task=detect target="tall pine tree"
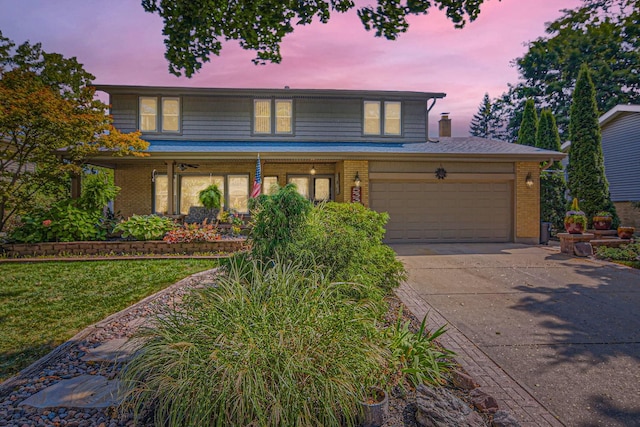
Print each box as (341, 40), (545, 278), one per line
(517, 99), (538, 146)
(536, 109), (567, 231)
(567, 64), (618, 227)
(470, 93), (491, 137)
(470, 93), (507, 140)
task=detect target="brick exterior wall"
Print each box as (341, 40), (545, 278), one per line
(2, 239), (246, 258)
(515, 162), (540, 244)
(114, 163), (159, 217)
(339, 160), (369, 207)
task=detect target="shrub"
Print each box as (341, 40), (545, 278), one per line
(293, 202), (406, 292)
(388, 310), (456, 388)
(163, 223), (221, 243)
(114, 215), (176, 241)
(595, 243), (640, 262)
(249, 184), (312, 260)
(9, 201), (105, 243)
(120, 257), (388, 427)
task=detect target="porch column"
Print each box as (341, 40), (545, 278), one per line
(70, 174), (82, 199)
(166, 161), (175, 214)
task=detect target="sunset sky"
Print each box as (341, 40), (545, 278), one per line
(0, 0), (583, 136)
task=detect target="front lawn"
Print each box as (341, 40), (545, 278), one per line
(0, 259), (216, 381)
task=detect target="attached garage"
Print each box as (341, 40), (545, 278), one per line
(371, 181), (512, 242)
(369, 161), (515, 243)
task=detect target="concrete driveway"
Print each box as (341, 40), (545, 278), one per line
(392, 243), (640, 427)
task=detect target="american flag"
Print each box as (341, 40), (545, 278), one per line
(250, 155), (261, 198)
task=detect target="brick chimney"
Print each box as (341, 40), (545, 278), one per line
(439, 113), (452, 137)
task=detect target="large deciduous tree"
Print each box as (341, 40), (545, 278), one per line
(485, 0), (639, 140)
(536, 109), (567, 231)
(517, 99), (537, 146)
(0, 32), (148, 232)
(141, 0), (497, 77)
(567, 64), (618, 226)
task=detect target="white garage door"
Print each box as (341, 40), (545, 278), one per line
(370, 181), (513, 242)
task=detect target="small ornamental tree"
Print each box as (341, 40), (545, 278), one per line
(0, 32), (148, 232)
(517, 99), (538, 146)
(567, 64), (618, 227)
(536, 109), (567, 232)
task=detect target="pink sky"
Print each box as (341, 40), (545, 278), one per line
(0, 0), (582, 136)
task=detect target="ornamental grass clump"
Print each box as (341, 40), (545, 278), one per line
(119, 257), (389, 427)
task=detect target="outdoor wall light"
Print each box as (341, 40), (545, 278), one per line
(310, 164), (316, 175)
(354, 172), (361, 187)
(525, 172), (534, 188)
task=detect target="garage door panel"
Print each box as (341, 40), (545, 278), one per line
(370, 181), (513, 243)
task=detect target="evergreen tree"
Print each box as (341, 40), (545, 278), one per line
(517, 99), (538, 146)
(567, 64), (618, 227)
(536, 109), (567, 231)
(470, 93), (509, 140)
(470, 93), (491, 137)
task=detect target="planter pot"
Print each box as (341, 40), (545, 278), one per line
(617, 226), (635, 239)
(564, 221), (585, 234)
(359, 387), (388, 427)
(593, 216), (612, 230)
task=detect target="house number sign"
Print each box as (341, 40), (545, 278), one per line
(351, 186), (362, 204)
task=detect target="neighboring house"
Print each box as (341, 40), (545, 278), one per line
(92, 85), (563, 244)
(599, 104), (640, 228)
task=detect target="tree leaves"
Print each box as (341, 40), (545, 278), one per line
(0, 31), (148, 231)
(142, 0), (491, 77)
(567, 64), (618, 226)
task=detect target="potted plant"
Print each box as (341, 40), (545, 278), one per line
(617, 226), (636, 239)
(185, 184), (223, 224)
(564, 198), (587, 234)
(592, 211), (613, 230)
(359, 386), (389, 427)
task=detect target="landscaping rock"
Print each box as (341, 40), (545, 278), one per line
(470, 389), (499, 414)
(574, 242), (593, 257)
(415, 384), (486, 427)
(452, 369), (480, 390)
(492, 409), (521, 427)
(81, 338), (138, 364)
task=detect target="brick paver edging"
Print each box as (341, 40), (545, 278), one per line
(395, 283), (565, 427)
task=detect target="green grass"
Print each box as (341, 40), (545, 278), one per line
(0, 259), (216, 381)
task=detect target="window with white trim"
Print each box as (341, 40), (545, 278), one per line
(254, 99), (293, 134)
(363, 100), (401, 136)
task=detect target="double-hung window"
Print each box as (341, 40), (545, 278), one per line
(139, 96), (181, 133)
(254, 99), (293, 135)
(363, 101), (401, 136)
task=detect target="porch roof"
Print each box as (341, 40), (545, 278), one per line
(129, 137), (565, 162)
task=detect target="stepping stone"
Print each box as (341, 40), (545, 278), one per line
(19, 375), (122, 408)
(82, 338), (138, 363)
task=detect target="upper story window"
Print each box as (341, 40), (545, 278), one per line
(363, 100), (401, 136)
(254, 99), (293, 135)
(139, 96), (181, 133)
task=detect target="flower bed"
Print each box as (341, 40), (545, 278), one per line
(1, 239), (247, 258)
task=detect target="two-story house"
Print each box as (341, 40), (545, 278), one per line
(92, 85), (564, 244)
